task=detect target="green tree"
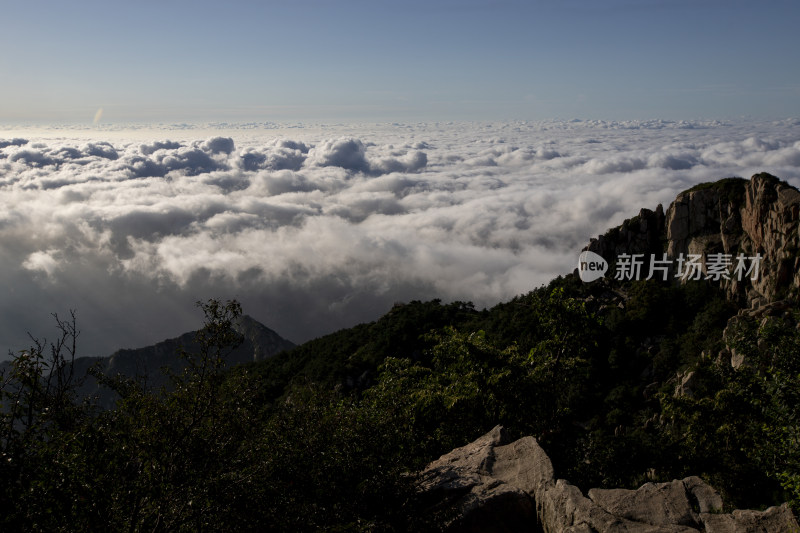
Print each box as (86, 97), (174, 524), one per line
(0, 300), (270, 531)
(523, 287), (598, 435)
(366, 288), (603, 461)
(0, 311), (93, 531)
(660, 312), (800, 510)
(91, 299), (265, 531)
(251, 383), (424, 531)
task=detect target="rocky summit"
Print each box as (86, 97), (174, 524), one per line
(586, 172), (800, 308)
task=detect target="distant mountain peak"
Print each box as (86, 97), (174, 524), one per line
(234, 314), (296, 363)
(75, 315), (294, 408)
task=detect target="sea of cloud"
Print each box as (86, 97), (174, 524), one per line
(1, 118), (799, 358)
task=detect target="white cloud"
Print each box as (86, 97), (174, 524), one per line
(22, 250), (60, 278)
(1, 119), (800, 358)
(306, 137), (370, 172)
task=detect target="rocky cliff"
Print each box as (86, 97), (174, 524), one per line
(585, 172), (800, 372)
(586, 173), (800, 308)
(420, 426), (799, 533)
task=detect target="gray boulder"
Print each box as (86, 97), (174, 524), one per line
(418, 426), (538, 532)
(419, 426), (800, 533)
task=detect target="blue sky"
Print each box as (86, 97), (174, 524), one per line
(1, 0), (799, 123)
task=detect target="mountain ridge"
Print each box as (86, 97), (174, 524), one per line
(2, 314), (295, 409)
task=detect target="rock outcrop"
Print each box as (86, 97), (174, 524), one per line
(420, 426), (800, 533)
(586, 205), (667, 269)
(584, 173), (800, 370)
(586, 173), (800, 309)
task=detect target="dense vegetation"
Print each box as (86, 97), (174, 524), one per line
(2, 272), (799, 530)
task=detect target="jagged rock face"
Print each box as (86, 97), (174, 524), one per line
(419, 426), (800, 533)
(661, 174), (800, 369)
(587, 205), (666, 267)
(741, 176), (800, 301)
(587, 173), (800, 309)
(665, 186), (741, 266)
(665, 174), (800, 306)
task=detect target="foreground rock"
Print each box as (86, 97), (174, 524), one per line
(420, 426), (799, 533)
